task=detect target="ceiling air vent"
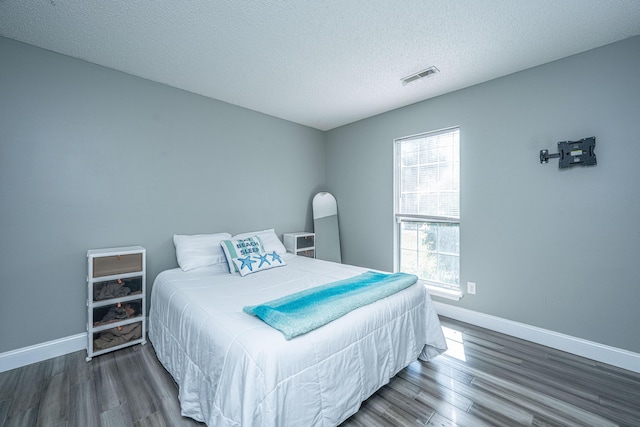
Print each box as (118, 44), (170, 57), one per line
(401, 66), (439, 85)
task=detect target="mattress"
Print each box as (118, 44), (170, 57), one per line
(149, 254), (447, 426)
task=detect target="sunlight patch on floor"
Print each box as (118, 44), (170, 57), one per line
(442, 326), (466, 361)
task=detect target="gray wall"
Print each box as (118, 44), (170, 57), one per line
(2, 34), (639, 357)
(326, 36), (640, 353)
(0, 38), (326, 354)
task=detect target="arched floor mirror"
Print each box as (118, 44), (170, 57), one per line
(312, 192), (342, 263)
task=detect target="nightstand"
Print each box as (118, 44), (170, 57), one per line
(283, 232), (315, 258)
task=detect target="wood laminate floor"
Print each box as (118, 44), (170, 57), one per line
(1, 317), (638, 426)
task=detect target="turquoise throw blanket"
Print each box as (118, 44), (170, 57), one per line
(243, 271), (418, 339)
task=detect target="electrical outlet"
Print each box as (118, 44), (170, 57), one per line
(467, 281), (476, 295)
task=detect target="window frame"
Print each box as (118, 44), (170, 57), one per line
(393, 127), (463, 300)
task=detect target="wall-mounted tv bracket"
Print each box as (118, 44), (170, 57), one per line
(540, 137), (596, 168)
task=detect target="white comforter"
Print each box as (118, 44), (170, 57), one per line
(149, 254), (447, 426)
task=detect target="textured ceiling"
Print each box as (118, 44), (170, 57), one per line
(1, 1), (639, 130)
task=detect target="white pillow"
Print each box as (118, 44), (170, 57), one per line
(232, 250), (287, 277)
(232, 229), (287, 255)
(220, 236), (265, 274)
(173, 233), (232, 271)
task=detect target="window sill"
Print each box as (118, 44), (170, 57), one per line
(423, 282), (463, 301)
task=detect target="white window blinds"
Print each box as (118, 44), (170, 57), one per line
(397, 128), (459, 220)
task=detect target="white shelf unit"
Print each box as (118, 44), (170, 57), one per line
(283, 232), (315, 258)
(86, 246), (146, 361)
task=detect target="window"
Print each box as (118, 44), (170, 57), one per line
(394, 127), (461, 298)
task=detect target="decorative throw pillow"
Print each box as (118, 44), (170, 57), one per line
(173, 232), (232, 271)
(232, 229), (287, 255)
(232, 250), (287, 277)
(220, 236), (265, 273)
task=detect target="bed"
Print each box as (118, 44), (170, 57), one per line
(149, 230), (447, 426)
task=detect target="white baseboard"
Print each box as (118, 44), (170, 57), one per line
(3, 309), (639, 375)
(434, 302), (640, 374)
(0, 333), (86, 373)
